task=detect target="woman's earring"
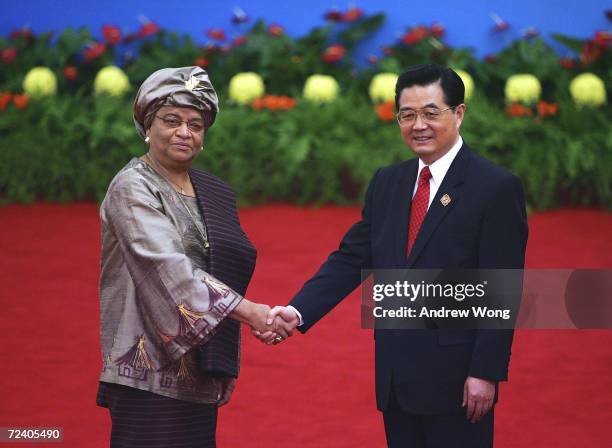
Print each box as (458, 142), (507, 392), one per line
(144, 136), (150, 143)
(200, 146), (204, 151)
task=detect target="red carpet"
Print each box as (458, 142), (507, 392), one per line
(0, 204), (611, 447)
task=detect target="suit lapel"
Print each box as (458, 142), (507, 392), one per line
(406, 145), (470, 267)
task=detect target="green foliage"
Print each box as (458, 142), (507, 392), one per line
(1, 14), (611, 209)
(0, 94), (140, 203)
(200, 97), (405, 204)
(1, 92), (610, 209)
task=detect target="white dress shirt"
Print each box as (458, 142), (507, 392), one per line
(413, 136), (463, 207)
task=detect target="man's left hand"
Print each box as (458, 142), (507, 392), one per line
(462, 376), (495, 423)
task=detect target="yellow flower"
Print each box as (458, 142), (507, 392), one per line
(22, 67), (57, 98)
(229, 72), (265, 104)
(454, 69), (474, 101)
(505, 74), (541, 104)
(94, 66), (130, 96)
(570, 73), (607, 107)
(368, 73), (398, 103)
(303, 74), (339, 103)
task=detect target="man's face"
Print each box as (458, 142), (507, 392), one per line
(397, 82), (464, 164)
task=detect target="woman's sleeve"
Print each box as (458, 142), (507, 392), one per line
(101, 174), (243, 362)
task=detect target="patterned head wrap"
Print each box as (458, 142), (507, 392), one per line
(133, 66), (219, 139)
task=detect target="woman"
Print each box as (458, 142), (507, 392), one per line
(96, 66), (286, 447)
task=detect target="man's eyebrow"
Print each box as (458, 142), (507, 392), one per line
(398, 103), (440, 111)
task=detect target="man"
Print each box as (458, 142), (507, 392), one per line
(263, 64), (528, 447)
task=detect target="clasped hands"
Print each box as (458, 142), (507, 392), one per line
(248, 305), (299, 345)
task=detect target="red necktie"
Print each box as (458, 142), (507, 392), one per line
(407, 166), (432, 255)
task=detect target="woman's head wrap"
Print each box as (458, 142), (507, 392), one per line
(133, 66), (219, 139)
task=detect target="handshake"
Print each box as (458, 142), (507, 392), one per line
(232, 300), (299, 345)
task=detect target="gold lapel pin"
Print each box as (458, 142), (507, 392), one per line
(440, 194), (451, 207)
(184, 75), (199, 91)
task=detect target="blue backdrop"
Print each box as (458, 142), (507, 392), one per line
(2, 0), (609, 60)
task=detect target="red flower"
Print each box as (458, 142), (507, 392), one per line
(559, 58), (576, 70)
(506, 102), (533, 117)
(63, 65), (78, 80)
(321, 44), (345, 63)
(367, 55), (379, 65)
(593, 30), (612, 48)
(342, 7), (364, 22)
(484, 54), (497, 63)
(232, 36), (247, 47)
(537, 101), (558, 118)
(430, 23), (445, 38)
(276, 96), (297, 110)
(13, 94), (29, 110)
(251, 95), (296, 111)
(251, 97), (264, 110)
(376, 101), (396, 122)
(207, 28), (226, 41)
(523, 27), (539, 39)
(381, 46), (395, 56)
(102, 24), (121, 45)
(268, 24), (284, 37)
(324, 9), (343, 22)
(194, 57), (208, 68)
(84, 42), (106, 62)
(137, 21), (160, 39)
(10, 28), (33, 44)
(582, 40), (602, 65)
(0, 92), (13, 111)
(1, 47), (17, 64)
(401, 26), (429, 45)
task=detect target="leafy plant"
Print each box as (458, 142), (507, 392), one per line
(1, 11), (610, 209)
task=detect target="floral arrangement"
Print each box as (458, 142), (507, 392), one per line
(570, 72), (607, 106)
(368, 73), (398, 103)
(454, 70), (474, 100)
(303, 74), (339, 103)
(0, 8), (610, 209)
(505, 74), (542, 104)
(23, 67), (57, 98)
(94, 66), (130, 96)
(228, 72), (265, 104)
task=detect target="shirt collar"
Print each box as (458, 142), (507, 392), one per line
(417, 136), (463, 187)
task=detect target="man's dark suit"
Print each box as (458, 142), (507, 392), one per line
(289, 143), (528, 417)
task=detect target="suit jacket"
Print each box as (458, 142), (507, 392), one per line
(289, 143), (528, 414)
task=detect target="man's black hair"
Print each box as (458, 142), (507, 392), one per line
(394, 64), (465, 110)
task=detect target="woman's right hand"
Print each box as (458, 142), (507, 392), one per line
(231, 300), (292, 341)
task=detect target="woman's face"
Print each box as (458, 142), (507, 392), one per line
(146, 106), (205, 169)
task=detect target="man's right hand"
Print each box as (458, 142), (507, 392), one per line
(252, 306), (300, 345)
(231, 300), (291, 340)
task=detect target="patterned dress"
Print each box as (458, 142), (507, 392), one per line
(96, 158), (256, 447)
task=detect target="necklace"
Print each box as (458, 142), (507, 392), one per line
(144, 153), (190, 195)
(143, 153), (210, 249)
